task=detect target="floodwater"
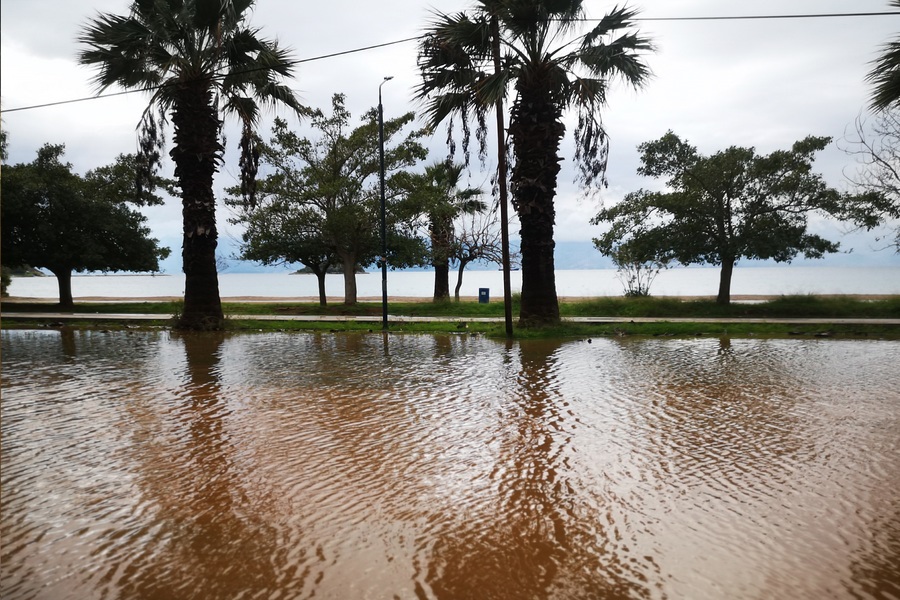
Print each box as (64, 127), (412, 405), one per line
(1, 330), (899, 600)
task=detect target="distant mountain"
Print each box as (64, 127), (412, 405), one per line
(554, 241), (614, 270)
(204, 239), (611, 274)
(159, 235), (896, 275)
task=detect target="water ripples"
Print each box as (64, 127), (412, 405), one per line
(2, 330), (899, 599)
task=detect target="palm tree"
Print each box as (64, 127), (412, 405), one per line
(78, 0), (304, 329)
(417, 0), (653, 325)
(868, 0), (900, 111)
(410, 162), (486, 301)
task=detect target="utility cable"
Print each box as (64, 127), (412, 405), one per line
(2, 11), (897, 114)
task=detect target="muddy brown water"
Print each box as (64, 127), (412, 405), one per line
(2, 330), (898, 600)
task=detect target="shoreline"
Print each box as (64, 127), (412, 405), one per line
(4, 294), (899, 304)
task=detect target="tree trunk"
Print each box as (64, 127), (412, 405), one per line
(434, 263), (450, 301)
(51, 268), (74, 309)
(453, 260), (470, 302)
(316, 272), (328, 306)
(431, 216), (452, 302)
(307, 265), (328, 306)
(170, 82), (224, 330)
(509, 82), (565, 326)
(717, 257), (735, 305)
(340, 254), (357, 305)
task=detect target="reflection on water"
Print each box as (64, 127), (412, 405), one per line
(2, 330), (899, 600)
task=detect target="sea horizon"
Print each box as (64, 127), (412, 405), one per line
(5, 265), (900, 301)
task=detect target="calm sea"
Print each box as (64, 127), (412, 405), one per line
(5, 266), (900, 300)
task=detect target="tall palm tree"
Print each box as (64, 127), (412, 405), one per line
(411, 161), (486, 301)
(417, 0), (653, 325)
(79, 0), (304, 329)
(868, 0), (900, 111)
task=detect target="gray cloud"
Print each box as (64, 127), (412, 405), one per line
(1, 0), (896, 261)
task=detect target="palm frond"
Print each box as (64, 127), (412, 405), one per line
(868, 40), (900, 111)
(576, 35), (653, 86)
(416, 0), (653, 188)
(502, 0), (583, 38)
(565, 75), (608, 108)
(430, 10), (493, 53)
(582, 5), (641, 45)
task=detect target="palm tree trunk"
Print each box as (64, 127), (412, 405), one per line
(509, 83), (565, 326)
(433, 263), (450, 301)
(171, 82), (224, 330)
(431, 217), (452, 301)
(717, 256), (735, 305)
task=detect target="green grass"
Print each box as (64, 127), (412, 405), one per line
(3, 317), (894, 340)
(3, 295), (899, 339)
(219, 299), (518, 318)
(0, 300), (181, 314)
(3, 294), (898, 318)
(559, 295), (900, 319)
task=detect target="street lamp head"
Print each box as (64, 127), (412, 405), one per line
(380, 76), (394, 92)
(378, 76), (394, 103)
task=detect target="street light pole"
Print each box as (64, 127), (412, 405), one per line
(491, 15), (514, 338)
(378, 76), (393, 331)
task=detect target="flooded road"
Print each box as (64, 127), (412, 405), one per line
(2, 329), (899, 599)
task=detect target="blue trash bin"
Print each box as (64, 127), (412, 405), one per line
(478, 288), (490, 303)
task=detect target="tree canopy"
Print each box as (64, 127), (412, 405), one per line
(592, 131), (866, 304)
(401, 161), (486, 301)
(416, 0), (653, 325)
(228, 94), (429, 305)
(867, 0), (900, 111)
(1, 144), (170, 307)
(78, 0), (304, 329)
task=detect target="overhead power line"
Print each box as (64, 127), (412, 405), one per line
(1, 37), (421, 114)
(634, 11), (899, 22)
(2, 11), (897, 115)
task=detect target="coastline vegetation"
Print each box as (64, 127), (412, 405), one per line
(2, 295), (898, 339)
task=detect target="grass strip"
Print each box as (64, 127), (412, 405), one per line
(2, 295), (899, 318)
(3, 317), (897, 340)
(3, 295), (899, 340)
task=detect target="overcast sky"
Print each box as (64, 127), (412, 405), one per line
(2, 0), (898, 271)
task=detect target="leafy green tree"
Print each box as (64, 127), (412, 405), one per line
(868, 0), (900, 111)
(404, 161), (486, 301)
(416, 0), (653, 325)
(236, 199), (337, 305)
(1, 144), (169, 307)
(229, 95), (428, 304)
(592, 132), (865, 304)
(78, 0), (304, 329)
